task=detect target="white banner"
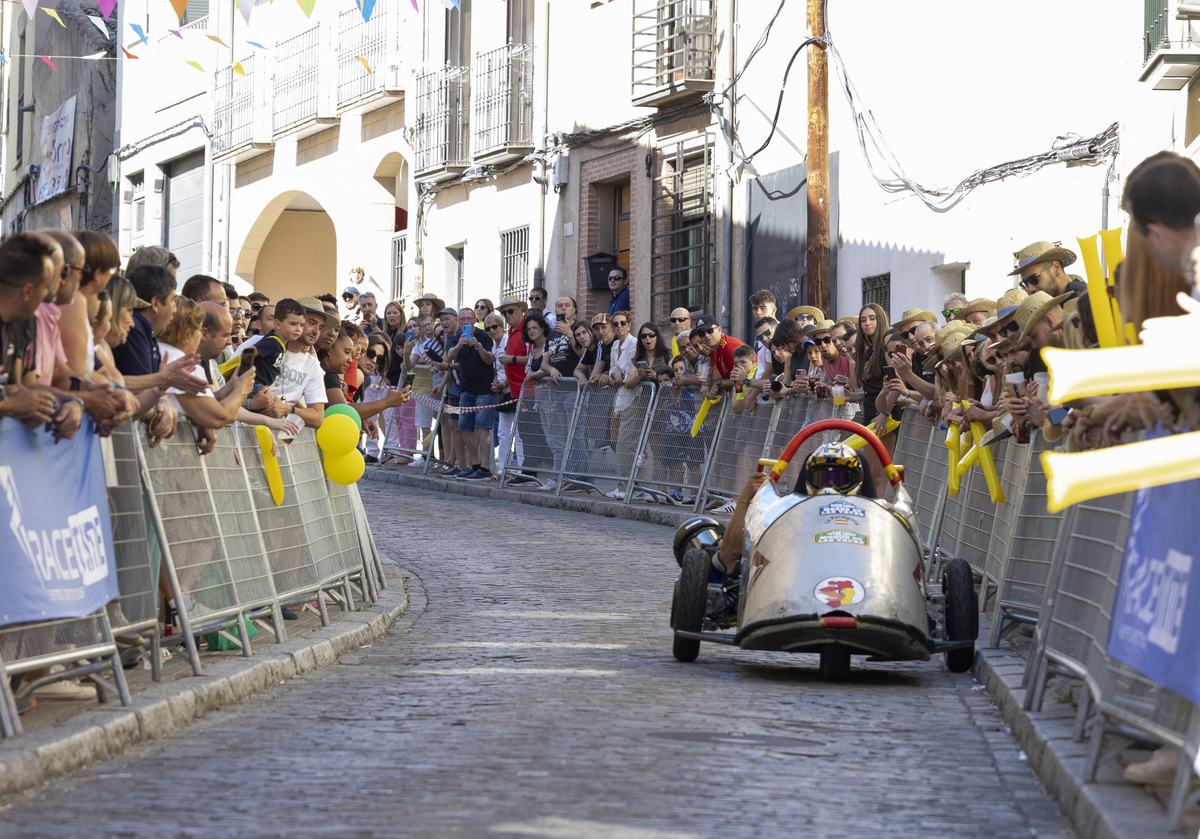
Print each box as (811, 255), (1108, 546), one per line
(36, 95), (76, 204)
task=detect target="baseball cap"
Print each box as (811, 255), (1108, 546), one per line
(436, 307), (459, 317)
(692, 314), (719, 332)
(342, 286), (360, 297)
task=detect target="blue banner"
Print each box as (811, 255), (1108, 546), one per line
(1107, 473), (1200, 707)
(0, 415), (118, 625)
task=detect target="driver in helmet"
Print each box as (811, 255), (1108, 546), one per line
(712, 442), (865, 578)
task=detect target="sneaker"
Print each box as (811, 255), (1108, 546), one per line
(463, 468), (492, 481)
(364, 455), (379, 464)
(406, 456), (426, 468)
(33, 678), (97, 700)
(281, 608), (300, 621)
(453, 467), (478, 479)
(632, 490), (654, 502)
(605, 488), (626, 499)
(1123, 746), (1180, 785)
(710, 499), (737, 514)
(538, 479), (559, 492)
(507, 473), (536, 486)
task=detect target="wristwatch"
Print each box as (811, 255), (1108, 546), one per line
(0, 383), (6, 407)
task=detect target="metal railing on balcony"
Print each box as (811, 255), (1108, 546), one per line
(632, 0), (716, 105)
(273, 26), (320, 133)
(413, 66), (470, 174)
(1145, 0), (1170, 64)
(337, 4), (401, 107)
(213, 55), (255, 156)
(472, 43), (534, 159)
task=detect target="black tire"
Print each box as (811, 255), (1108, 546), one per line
(819, 644), (851, 681)
(672, 549), (709, 662)
(942, 558), (979, 673)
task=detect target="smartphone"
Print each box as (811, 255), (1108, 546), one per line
(403, 371), (416, 388)
(884, 365), (896, 379)
(463, 325), (472, 339)
(236, 346), (257, 377)
(636, 360), (649, 369)
(1048, 406), (1069, 425)
(406, 330), (415, 342)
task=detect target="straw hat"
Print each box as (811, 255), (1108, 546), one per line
(994, 287), (1028, 318)
(835, 316), (858, 329)
(1015, 291), (1072, 342)
(895, 308), (937, 331)
(1049, 297), (1079, 332)
(934, 320), (973, 349)
(959, 297), (995, 319)
(296, 296), (340, 332)
(1007, 241), (1078, 276)
(803, 319), (834, 338)
(787, 305), (826, 322)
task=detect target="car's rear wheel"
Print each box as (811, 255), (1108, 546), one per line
(819, 644), (851, 681)
(672, 549), (708, 662)
(942, 558), (978, 673)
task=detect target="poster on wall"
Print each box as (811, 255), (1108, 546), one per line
(36, 95), (76, 204)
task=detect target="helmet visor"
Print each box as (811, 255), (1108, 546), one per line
(809, 466), (856, 492)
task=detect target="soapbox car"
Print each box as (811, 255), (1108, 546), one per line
(669, 419), (977, 680)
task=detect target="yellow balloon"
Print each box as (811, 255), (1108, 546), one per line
(324, 449), (366, 485)
(944, 423), (961, 497)
(843, 416), (900, 450)
(969, 420), (1006, 504)
(1044, 345), (1200, 404)
(316, 413), (359, 455)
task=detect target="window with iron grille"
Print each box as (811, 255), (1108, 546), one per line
(500, 226), (530, 303)
(650, 135), (712, 324)
(861, 273), (891, 319)
(391, 233), (407, 302)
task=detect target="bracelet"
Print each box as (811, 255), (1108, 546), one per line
(63, 396), (84, 406)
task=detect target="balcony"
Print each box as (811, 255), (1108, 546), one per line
(472, 44), (534, 164)
(1140, 0), (1200, 90)
(413, 66), (470, 180)
(337, 4), (404, 108)
(213, 56), (257, 157)
(273, 27), (321, 133)
(631, 0), (716, 108)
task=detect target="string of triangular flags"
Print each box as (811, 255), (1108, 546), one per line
(0, 0), (472, 72)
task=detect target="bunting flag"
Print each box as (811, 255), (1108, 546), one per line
(0, 55), (8, 64)
(358, 0), (376, 22)
(296, 0), (317, 17)
(40, 55), (57, 71)
(121, 45), (138, 59)
(98, 0), (116, 19)
(82, 51), (106, 60)
(43, 8), (65, 26)
(207, 35), (229, 47)
(169, 0), (189, 23)
(434, 0), (459, 9)
(410, 0), (419, 10)
(168, 29), (183, 38)
(246, 40), (267, 50)
(130, 23), (147, 45)
(20, 0), (37, 24)
(232, 61), (245, 78)
(238, 0), (253, 25)
(356, 55), (372, 75)
(86, 15), (110, 37)
(186, 60), (203, 71)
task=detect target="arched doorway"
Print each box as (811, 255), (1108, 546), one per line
(235, 191), (337, 300)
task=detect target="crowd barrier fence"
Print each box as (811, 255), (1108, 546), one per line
(0, 420), (382, 738)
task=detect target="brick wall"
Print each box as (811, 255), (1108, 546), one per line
(577, 148), (639, 320)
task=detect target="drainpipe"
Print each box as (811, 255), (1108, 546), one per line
(719, 0), (735, 330)
(535, 1), (551, 287)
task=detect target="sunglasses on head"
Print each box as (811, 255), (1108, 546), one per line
(669, 316), (689, 323)
(942, 307), (962, 319)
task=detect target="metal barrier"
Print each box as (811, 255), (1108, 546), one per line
(381, 365), (443, 467)
(890, 407), (935, 510)
(631, 384), (719, 506)
(697, 393), (774, 511)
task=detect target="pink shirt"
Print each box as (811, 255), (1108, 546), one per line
(33, 302), (67, 385)
(820, 352), (851, 383)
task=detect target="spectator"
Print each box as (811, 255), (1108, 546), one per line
(1014, 291), (1071, 355)
(1009, 242), (1086, 298)
(222, 282), (238, 303)
(631, 321), (671, 382)
(942, 292), (970, 322)
(1122, 150), (1200, 274)
(810, 319), (851, 387)
(673, 329), (704, 388)
(446, 306), (497, 481)
(415, 293), (444, 320)
(553, 296), (578, 343)
(529, 286), (555, 329)
(749, 289), (777, 324)
(0, 233), (63, 425)
(399, 313), (439, 466)
(357, 292), (384, 333)
(474, 298), (495, 324)
(895, 308), (937, 351)
(692, 314), (745, 400)
(587, 313), (614, 386)
(58, 230), (121, 381)
(526, 311), (584, 492)
(247, 291), (270, 323)
(244, 296), (334, 430)
(360, 332), (393, 462)
(959, 298), (995, 327)
(342, 285), (361, 319)
(484, 311), (522, 479)
(181, 274), (227, 308)
(898, 320), (938, 402)
(607, 267), (631, 318)
(127, 245), (179, 277)
(317, 324), (409, 437)
(668, 307), (692, 355)
(729, 344), (760, 416)
(787, 305), (824, 329)
(431, 307), (468, 474)
(853, 302), (893, 497)
(831, 317), (858, 362)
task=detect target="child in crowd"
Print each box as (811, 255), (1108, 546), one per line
(730, 344), (759, 415)
(245, 298), (307, 397)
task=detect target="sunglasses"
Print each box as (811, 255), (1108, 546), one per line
(985, 355), (998, 366)
(60, 263), (82, 279)
(1020, 266), (1051, 290)
(669, 316), (689, 324)
(612, 320), (628, 327)
(529, 296), (544, 302)
(817, 335), (834, 344)
(365, 350), (383, 362)
(486, 324), (503, 331)
(342, 294), (355, 300)
(694, 328), (714, 337)
(500, 308), (517, 316)
(903, 325), (921, 338)
(639, 332), (657, 340)
(608, 275), (624, 281)
(942, 308), (962, 319)
(1000, 320), (1021, 336)
(250, 303), (264, 311)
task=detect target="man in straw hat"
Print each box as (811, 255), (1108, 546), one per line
(786, 304), (825, 329)
(1009, 241), (1086, 299)
(893, 318), (938, 402)
(958, 298), (995, 328)
(1013, 290), (1072, 356)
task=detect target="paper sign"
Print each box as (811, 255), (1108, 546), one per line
(36, 95), (74, 201)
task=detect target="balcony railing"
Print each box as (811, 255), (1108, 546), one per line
(1145, 0), (1170, 64)
(472, 44), (534, 161)
(413, 65), (470, 176)
(337, 4), (402, 107)
(213, 55), (256, 156)
(631, 0), (716, 107)
(273, 26), (320, 133)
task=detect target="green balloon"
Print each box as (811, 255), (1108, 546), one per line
(324, 403), (362, 431)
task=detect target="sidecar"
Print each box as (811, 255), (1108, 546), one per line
(669, 419), (977, 680)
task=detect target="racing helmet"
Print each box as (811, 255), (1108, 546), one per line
(803, 442), (864, 496)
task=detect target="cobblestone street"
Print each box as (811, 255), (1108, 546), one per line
(0, 483), (1070, 838)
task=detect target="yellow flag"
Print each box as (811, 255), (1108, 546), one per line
(356, 55), (372, 75)
(43, 8), (66, 26)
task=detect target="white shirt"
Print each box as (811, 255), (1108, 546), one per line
(157, 341), (215, 414)
(274, 349), (325, 407)
(755, 345), (773, 382)
(610, 334), (638, 413)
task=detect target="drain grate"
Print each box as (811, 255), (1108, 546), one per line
(647, 731), (825, 750)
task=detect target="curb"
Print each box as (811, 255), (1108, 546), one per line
(364, 465), (700, 529)
(972, 642), (1182, 839)
(0, 572), (409, 799)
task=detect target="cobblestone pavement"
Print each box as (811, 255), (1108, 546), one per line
(0, 484), (1071, 839)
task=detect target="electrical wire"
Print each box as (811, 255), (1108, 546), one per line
(721, 0), (788, 96)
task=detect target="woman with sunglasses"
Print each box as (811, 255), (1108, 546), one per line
(359, 334), (394, 463)
(474, 298), (495, 323)
(524, 312), (582, 491)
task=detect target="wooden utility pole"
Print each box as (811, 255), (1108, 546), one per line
(806, 0), (831, 315)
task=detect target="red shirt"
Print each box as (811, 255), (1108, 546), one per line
(820, 352), (850, 383)
(503, 325), (529, 394)
(708, 335), (745, 380)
